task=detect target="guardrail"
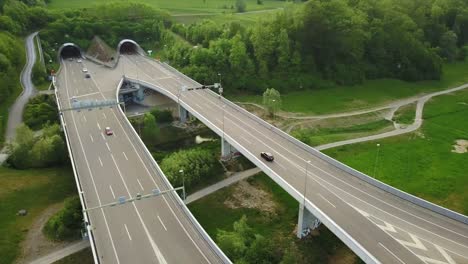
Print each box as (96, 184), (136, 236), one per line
(205, 89), (468, 225)
(116, 77), (231, 263)
(53, 71), (100, 264)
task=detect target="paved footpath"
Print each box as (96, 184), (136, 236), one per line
(28, 240), (90, 264)
(186, 167), (261, 204)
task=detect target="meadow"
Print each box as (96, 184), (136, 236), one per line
(0, 167), (76, 264)
(324, 88), (468, 214)
(231, 61), (468, 115)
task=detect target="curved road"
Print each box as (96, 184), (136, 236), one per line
(5, 32), (38, 142)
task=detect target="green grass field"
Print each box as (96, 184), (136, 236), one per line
(323, 88), (468, 215)
(393, 103), (416, 125)
(292, 119), (393, 147)
(189, 173), (358, 263)
(47, 0), (288, 14)
(232, 62), (468, 115)
(0, 166), (76, 264)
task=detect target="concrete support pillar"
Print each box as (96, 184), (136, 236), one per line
(221, 138), (236, 160)
(135, 85), (144, 102)
(179, 105), (188, 123)
(297, 203), (321, 238)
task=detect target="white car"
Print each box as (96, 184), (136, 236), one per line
(77, 59), (82, 63)
(82, 68), (88, 73)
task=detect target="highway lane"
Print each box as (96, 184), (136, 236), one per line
(56, 59), (225, 263)
(112, 54), (468, 263)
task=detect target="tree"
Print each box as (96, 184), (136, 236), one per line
(160, 148), (217, 187)
(235, 0), (246, 13)
(262, 88), (281, 117)
(43, 196), (83, 241)
(142, 112), (159, 145)
(439, 30), (458, 62)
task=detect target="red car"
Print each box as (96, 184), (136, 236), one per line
(260, 152), (274, 162)
(105, 127), (113, 136)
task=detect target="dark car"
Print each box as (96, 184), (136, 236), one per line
(260, 152), (274, 162)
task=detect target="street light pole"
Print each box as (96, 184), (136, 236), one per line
(179, 169), (186, 202)
(373, 143), (381, 178)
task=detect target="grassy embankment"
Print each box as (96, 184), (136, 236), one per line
(32, 35), (50, 91)
(232, 61), (468, 115)
(324, 88), (468, 215)
(0, 167), (76, 264)
(189, 173), (359, 263)
(393, 103), (417, 125)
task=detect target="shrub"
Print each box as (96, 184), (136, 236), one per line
(43, 196), (83, 241)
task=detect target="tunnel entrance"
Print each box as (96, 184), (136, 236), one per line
(119, 42), (138, 54)
(59, 44), (82, 59)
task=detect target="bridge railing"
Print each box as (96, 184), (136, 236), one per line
(204, 89), (468, 225)
(115, 77), (232, 264)
(53, 71), (100, 264)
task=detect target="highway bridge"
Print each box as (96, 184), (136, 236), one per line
(54, 40), (468, 264)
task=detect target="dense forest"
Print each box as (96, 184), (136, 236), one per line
(1, 0), (468, 133)
(167, 0), (468, 93)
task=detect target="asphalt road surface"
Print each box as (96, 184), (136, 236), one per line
(56, 54), (468, 264)
(55, 59), (226, 263)
(5, 32), (38, 142)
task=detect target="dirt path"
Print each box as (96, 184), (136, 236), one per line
(315, 82), (468, 150)
(16, 203), (75, 264)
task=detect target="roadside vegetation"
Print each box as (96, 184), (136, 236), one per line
(189, 173), (359, 263)
(324, 89), (468, 215)
(43, 196), (82, 241)
(23, 94), (58, 130)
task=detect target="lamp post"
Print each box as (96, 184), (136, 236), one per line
(373, 143), (381, 178)
(303, 160), (311, 206)
(179, 169), (186, 202)
(218, 73), (222, 86)
(271, 99), (276, 119)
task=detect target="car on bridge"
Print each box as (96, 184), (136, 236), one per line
(105, 127), (113, 136)
(260, 152), (274, 161)
(82, 68), (88, 73)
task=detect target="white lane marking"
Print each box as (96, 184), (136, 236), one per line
(123, 152), (128, 160)
(97, 122), (101, 130)
(62, 62), (121, 263)
(312, 171), (468, 250)
(109, 154), (167, 264)
(109, 109), (211, 263)
(193, 90), (468, 243)
(98, 156), (103, 167)
(275, 162), (286, 170)
(89, 134), (94, 142)
(83, 115), (87, 122)
(109, 185), (116, 199)
(215, 118), (222, 124)
(397, 234), (427, 250)
(378, 222), (397, 233)
(417, 256), (451, 264)
(318, 193), (336, 208)
(241, 136), (252, 144)
(137, 179), (144, 191)
(101, 133), (106, 140)
(435, 244), (456, 264)
(157, 215), (168, 231)
(379, 243), (406, 264)
(73, 91), (100, 98)
(103, 113), (107, 119)
(124, 224), (132, 241)
(195, 103), (202, 108)
(106, 142), (111, 152)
